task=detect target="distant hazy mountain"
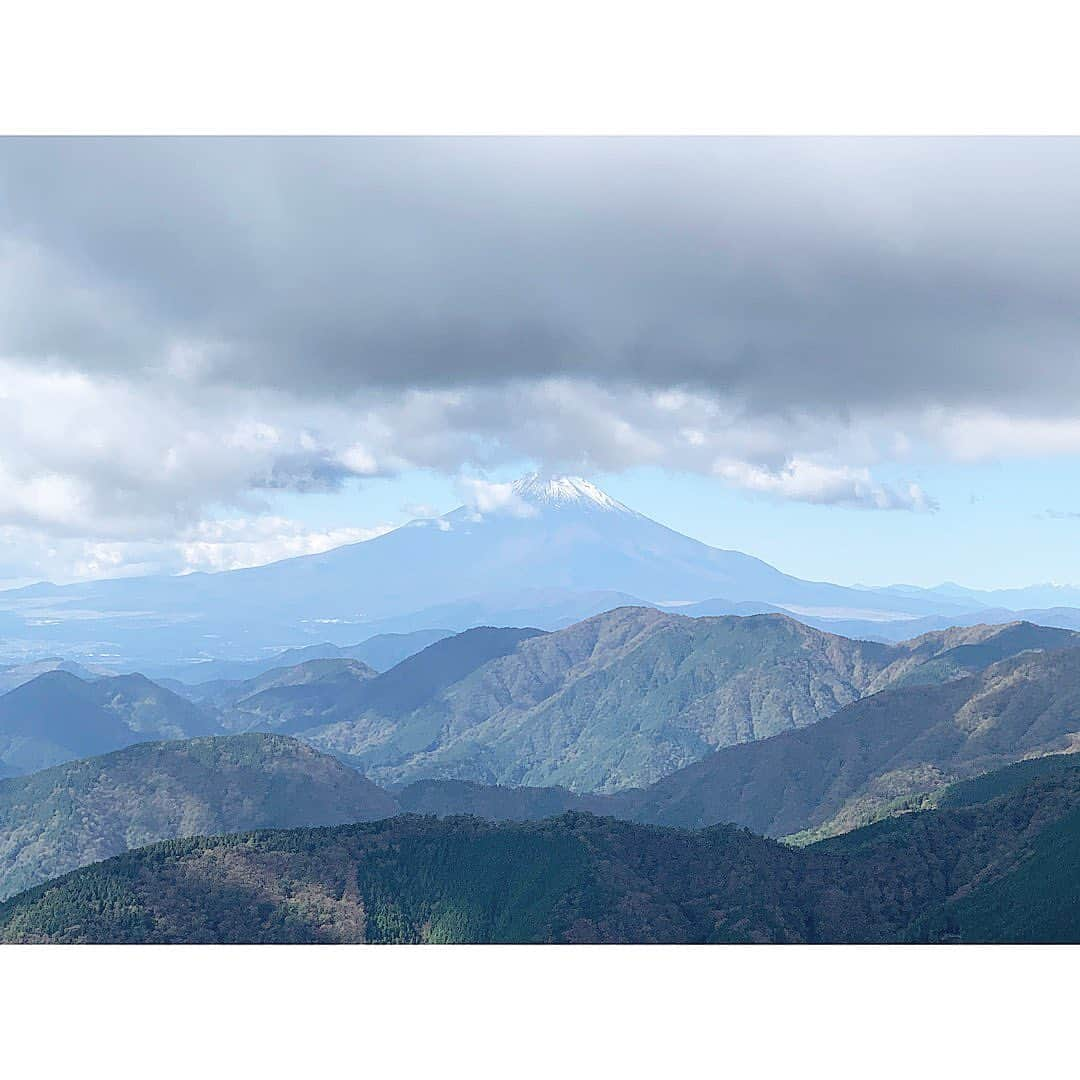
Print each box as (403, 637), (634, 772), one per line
(151, 628), (455, 684)
(0, 670), (215, 776)
(872, 580), (1080, 611)
(0, 473), (985, 670)
(0, 657), (101, 694)
(0, 734), (399, 900)
(792, 604), (1080, 643)
(8, 756), (1080, 943)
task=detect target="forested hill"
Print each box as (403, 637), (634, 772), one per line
(0, 734), (399, 901)
(5, 753), (1080, 943)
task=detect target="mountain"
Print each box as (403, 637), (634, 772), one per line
(0, 813), (810, 944)
(0, 670), (216, 776)
(0, 733), (400, 901)
(621, 641), (1080, 838)
(180, 657), (379, 713)
(7, 754), (1080, 943)
(149, 628), (455, 685)
(385, 621), (1080, 827)
(292, 608), (893, 790)
(0, 473), (985, 670)
(821, 754), (1080, 943)
(288, 611), (1076, 793)
(225, 626), (544, 737)
(0, 657), (102, 694)
(8, 610), (1059, 796)
(786, 604), (1080, 644)
(873, 580), (1080, 612)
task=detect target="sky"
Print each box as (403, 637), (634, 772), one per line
(2, 136), (1080, 590)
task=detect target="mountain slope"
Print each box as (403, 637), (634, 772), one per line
(0, 733), (399, 900)
(0, 658), (101, 694)
(297, 613), (1075, 793)
(818, 756), (1080, 943)
(183, 657), (379, 712)
(228, 626), (545, 737)
(0, 813), (819, 944)
(0, 671), (215, 776)
(623, 644), (1080, 837)
(7, 755), (1080, 943)
(396, 779), (609, 821)
(300, 608), (893, 790)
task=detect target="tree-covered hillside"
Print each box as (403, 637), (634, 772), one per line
(0, 734), (399, 900)
(247, 610), (1076, 794)
(619, 645), (1080, 836)
(6, 755), (1080, 943)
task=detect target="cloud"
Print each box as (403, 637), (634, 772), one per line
(4, 137), (1080, 580)
(455, 477), (538, 518)
(713, 459), (936, 511)
(0, 515), (396, 588)
(401, 502), (441, 519)
(5, 137), (1080, 417)
(932, 412), (1080, 462)
(176, 516), (395, 572)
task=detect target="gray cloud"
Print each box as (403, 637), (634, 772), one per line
(249, 452), (360, 493)
(4, 137), (1080, 417)
(2, 136), (1080, 572)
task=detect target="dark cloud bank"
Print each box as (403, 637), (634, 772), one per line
(4, 136), (1080, 415)
(1, 137), (1079, 571)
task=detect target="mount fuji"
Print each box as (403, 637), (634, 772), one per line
(0, 473), (987, 670)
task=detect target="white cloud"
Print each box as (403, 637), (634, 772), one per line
(176, 517), (394, 572)
(339, 444), (380, 475)
(932, 411), (1080, 462)
(0, 515), (396, 587)
(455, 477), (538, 518)
(713, 458), (937, 511)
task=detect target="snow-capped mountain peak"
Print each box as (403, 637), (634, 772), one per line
(511, 473), (633, 513)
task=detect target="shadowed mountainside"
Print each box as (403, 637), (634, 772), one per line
(6, 753), (1080, 943)
(0, 671), (216, 777)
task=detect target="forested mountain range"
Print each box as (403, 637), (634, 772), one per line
(394, 635), (1080, 838)
(1, 611), (1076, 794)
(5, 751), (1080, 943)
(230, 610), (1080, 793)
(618, 642), (1080, 837)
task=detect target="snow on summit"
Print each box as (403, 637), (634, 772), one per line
(511, 474), (634, 513)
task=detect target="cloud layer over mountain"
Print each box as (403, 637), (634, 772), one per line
(3, 138), (1080, 576)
